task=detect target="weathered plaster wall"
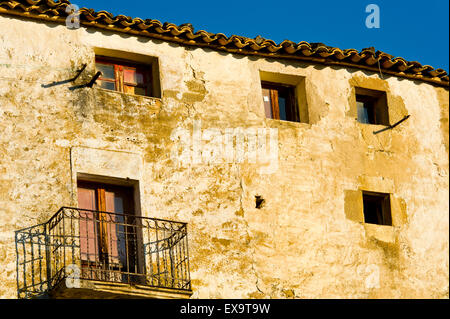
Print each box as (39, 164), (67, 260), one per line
(0, 15), (448, 299)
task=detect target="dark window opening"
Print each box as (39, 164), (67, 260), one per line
(95, 57), (153, 97)
(363, 191), (392, 226)
(255, 195), (265, 209)
(356, 88), (389, 126)
(262, 82), (299, 122)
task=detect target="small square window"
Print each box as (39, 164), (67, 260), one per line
(362, 191), (392, 226)
(261, 82), (299, 123)
(356, 88), (389, 126)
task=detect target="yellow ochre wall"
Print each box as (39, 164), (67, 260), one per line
(0, 15), (448, 298)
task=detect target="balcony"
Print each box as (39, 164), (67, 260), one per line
(15, 207), (192, 299)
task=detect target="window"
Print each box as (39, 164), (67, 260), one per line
(95, 57), (152, 97)
(261, 82), (299, 122)
(362, 191), (392, 226)
(356, 87), (389, 125)
(77, 180), (144, 283)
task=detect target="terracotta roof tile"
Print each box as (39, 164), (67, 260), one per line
(0, 0), (448, 87)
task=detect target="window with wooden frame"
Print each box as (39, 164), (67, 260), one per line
(77, 181), (144, 283)
(95, 57), (152, 97)
(261, 82), (299, 122)
(356, 87), (389, 126)
(362, 191), (392, 226)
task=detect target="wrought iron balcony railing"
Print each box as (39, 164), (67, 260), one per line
(15, 207), (191, 299)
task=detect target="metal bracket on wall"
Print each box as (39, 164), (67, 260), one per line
(71, 63), (88, 82)
(373, 115), (410, 135)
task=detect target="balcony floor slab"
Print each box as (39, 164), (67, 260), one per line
(48, 279), (193, 299)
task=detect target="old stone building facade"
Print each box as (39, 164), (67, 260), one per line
(0, 0), (448, 299)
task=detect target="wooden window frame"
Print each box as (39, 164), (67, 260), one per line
(77, 181), (135, 262)
(261, 81), (299, 122)
(95, 57), (152, 97)
(355, 88), (389, 126)
(77, 180), (145, 283)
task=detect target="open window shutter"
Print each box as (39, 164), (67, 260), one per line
(270, 89), (280, 120)
(97, 188), (109, 260)
(77, 187), (99, 262)
(115, 65), (123, 93)
(105, 191), (127, 266)
(382, 195), (392, 226)
(262, 88), (273, 119)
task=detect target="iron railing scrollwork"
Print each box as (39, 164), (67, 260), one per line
(15, 207), (191, 299)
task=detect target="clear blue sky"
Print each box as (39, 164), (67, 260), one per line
(75, 0), (449, 71)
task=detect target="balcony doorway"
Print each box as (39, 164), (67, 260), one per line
(15, 177), (191, 298)
(77, 180), (145, 284)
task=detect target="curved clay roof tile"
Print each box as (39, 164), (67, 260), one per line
(79, 9), (98, 22)
(249, 43), (263, 51)
(301, 49), (314, 57)
(318, 51), (334, 58)
(231, 36), (249, 49)
(410, 63), (427, 73)
(150, 19), (163, 28)
(214, 34), (230, 46)
(267, 45), (283, 53)
(331, 49), (346, 60)
(118, 16), (135, 27)
(185, 30), (200, 40)
(428, 69), (447, 77)
(280, 40), (298, 54)
(381, 60), (396, 69)
(350, 54), (363, 63)
(297, 42), (312, 52)
(391, 57), (409, 72)
(132, 17), (144, 25)
(398, 64), (411, 72)
(420, 66), (436, 78)
(96, 10), (114, 19)
(154, 26), (167, 34)
(196, 30), (215, 43)
(364, 55), (380, 66)
(95, 11), (117, 24)
(164, 23), (183, 35)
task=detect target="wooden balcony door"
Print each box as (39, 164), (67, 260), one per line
(77, 181), (143, 283)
